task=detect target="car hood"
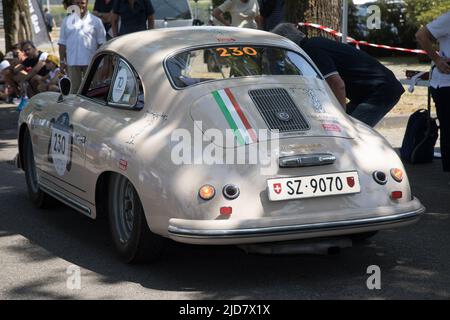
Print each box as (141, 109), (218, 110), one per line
(190, 77), (357, 148)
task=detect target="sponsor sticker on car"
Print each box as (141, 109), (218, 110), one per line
(267, 171), (360, 201)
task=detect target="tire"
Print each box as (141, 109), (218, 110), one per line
(23, 129), (54, 208)
(108, 174), (164, 263)
(349, 231), (378, 243)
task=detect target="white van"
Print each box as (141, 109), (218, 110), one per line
(152, 0), (194, 28)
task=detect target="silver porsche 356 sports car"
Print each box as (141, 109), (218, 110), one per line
(17, 27), (425, 263)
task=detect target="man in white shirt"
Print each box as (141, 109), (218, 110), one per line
(416, 11), (450, 182)
(213, 0), (262, 29)
(58, 0), (106, 93)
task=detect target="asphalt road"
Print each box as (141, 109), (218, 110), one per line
(0, 104), (449, 300)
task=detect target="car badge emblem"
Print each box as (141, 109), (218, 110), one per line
(347, 177), (355, 188)
(273, 183), (282, 194)
(276, 111), (291, 122)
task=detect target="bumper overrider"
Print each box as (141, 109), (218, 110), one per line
(168, 198), (425, 245)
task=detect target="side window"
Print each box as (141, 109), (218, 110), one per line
(82, 54), (117, 103)
(108, 60), (142, 108)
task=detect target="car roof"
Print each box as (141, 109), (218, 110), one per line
(98, 27), (312, 95)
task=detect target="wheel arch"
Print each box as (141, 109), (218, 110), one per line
(94, 171), (144, 220)
(94, 171), (115, 219)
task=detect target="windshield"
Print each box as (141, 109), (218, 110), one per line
(165, 45), (320, 88)
(152, 0), (192, 20)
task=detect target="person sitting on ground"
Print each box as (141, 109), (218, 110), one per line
(11, 41), (50, 97)
(2, 43), (26, 102)
(0, 60), (11, 101)
(37, 55), (65, 93)
(272, 23), (405, 127)
(7, 43), (27, 68)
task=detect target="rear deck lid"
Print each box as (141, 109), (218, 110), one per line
(190, 79), (357, 148)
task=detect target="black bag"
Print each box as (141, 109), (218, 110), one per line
(400, 88), (439, 164)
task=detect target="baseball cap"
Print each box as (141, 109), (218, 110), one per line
(46, 54), (60, 67)
(0, 60), (10, 72)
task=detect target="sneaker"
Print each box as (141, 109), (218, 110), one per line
(16, 96), (28, 112)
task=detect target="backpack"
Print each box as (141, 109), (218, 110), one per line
(400, 88), (439, 164)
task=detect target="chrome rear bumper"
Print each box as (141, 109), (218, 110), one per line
(168, 205), (425, 244)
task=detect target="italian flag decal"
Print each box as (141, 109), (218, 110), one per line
(212, 88), (258, 146)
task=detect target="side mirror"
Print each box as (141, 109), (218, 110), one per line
(58, 77), (72, 103)
(60, 77), (71, 96)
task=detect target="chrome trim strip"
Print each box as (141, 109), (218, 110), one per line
(279, 153), (336, 168)
(168, 207), (425, 239)
(39, 182), (91, 216)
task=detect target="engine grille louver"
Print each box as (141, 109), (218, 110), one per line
(249, 88), (310, 133)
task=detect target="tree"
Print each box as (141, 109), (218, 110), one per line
(285, 0), (342, 38)
(405, 0), (450, 26)
(2, 0), (33, 52)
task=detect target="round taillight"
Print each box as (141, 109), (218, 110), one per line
(390, 168), (404, 182)
(199, 185), (215, 201)
(223, 184), (240, 200)
(373, 171), (387, 185)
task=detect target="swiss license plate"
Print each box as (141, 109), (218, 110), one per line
(267, 171), (360, 201)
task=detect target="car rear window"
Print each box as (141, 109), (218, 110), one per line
(165, 45), (320, 88)
(152, 0), (192, 20)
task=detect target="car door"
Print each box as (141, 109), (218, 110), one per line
(70, 54), (144, 205)
(34, 92), (91, 204)
(35, 54), (119, 207)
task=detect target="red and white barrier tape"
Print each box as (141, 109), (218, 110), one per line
(298, 22), (428, 55)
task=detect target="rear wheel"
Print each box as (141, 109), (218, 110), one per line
(108, 174), (164, 263)
(350, 231), (378, 243)
(23, 129), (53, 208)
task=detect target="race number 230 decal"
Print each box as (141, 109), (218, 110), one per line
(47, 113), (73, 176)
(216, 47), (258, 57)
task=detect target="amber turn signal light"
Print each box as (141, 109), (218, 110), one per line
(390, 168), (404, 182)
(199, 185), (215, 200)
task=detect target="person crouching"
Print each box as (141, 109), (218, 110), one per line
(37, 55), (65, 93)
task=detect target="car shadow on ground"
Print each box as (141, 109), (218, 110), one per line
(0, 159), (449, 299)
